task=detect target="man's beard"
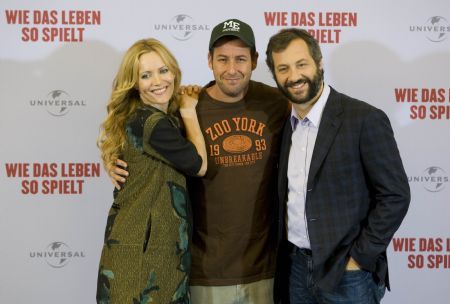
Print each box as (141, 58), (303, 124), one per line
(276, 68), (324, 104)
(216, 79), (245, 98)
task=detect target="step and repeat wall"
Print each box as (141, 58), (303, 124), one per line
(1, 0), (449, 303)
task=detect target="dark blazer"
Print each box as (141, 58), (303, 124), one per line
(275, 87), (410, 299)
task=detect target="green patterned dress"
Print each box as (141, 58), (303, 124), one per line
(97, 105), (201, 303)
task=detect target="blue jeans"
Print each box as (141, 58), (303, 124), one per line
(289, 248), (385, 304)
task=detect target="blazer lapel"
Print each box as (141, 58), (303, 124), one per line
(307, 88), (343, 188)
(278, 119), (292, 205)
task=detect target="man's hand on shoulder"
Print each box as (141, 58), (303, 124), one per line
(109, 159), (128, 190)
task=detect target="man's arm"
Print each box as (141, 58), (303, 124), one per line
(109, 87), (204, 189)
(349, 108), (411, 272)
(109, 159), (128, 190)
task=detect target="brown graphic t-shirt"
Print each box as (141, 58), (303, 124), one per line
(189, 80), (289, 285)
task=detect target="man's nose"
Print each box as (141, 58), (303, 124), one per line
(226, 61), (237, 74)
(288, 67), (302, 82)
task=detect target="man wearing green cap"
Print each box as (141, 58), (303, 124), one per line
(187, 18), (288, 303)
(109, 19), (288, 303)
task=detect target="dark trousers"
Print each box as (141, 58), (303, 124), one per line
(288, 243), (385, 304)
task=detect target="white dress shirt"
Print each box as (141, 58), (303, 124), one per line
(287, 84), (330, 249)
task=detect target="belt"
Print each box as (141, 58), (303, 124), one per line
(288, 241), (312, 256)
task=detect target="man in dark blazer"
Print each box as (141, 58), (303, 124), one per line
(265, 28), (410, 303)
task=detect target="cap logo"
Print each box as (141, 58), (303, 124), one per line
(223, 20), (240, 32)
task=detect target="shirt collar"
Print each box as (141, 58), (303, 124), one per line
(290, 83), (330, 130)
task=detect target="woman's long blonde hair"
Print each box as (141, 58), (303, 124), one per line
(97, 38), (182, 173)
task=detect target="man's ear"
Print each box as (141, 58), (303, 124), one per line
(252, 51), (259, 71)
(208, 51), (213, 70)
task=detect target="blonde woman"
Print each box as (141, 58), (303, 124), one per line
(96, 38), (206, 303)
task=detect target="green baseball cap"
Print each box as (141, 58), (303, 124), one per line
(209, 19), (255, 51)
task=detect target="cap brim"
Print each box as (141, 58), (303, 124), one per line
(209, 33), (254, 49)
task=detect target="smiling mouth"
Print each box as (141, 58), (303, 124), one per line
(288, 79), (307, 89)
(151, 87), (168, 95)
(224, 78), (242, 85)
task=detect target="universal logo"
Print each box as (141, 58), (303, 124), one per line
(408, 166), (448, 192)
(29, 241), (86, 268)
(410, 16), (450, 42)
(154, 14), (210, 41)
(30, 90), (86, 117)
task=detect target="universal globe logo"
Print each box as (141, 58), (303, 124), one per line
(422, 167), (448, 192)
(154, 14), (210, 41)
(171, 14), (194, 41)
(29, 89), (86, 117)
(45, 242), (70, 268)
(409, 166), (448, 193)
(410, 16), (450, 42)
(424, 16), (449, 42)
(29, 241), (86, 268)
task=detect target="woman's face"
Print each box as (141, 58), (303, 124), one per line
(137, 51), (175, 112)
